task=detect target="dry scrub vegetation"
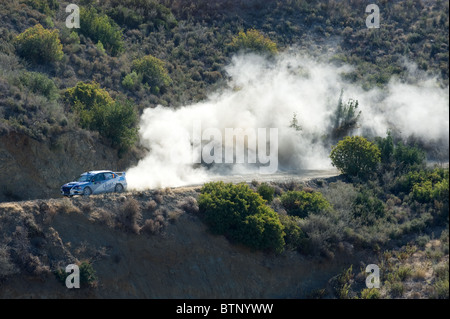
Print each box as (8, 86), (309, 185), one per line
(0, 187), (200, 288)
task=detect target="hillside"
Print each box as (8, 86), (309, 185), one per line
(0, 0), (448, 301)
(1, 0), (449, 201)
(0, 176), (448, 299)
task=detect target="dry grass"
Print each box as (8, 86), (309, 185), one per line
(180, 196), (198, 214)
(116, 197), (142, 234)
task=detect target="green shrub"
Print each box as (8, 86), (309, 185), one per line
(19, 71), (59, 101)
(65, 82), (138, 149)
(352, 190), (385, 225)
(393, 142), (426, 170)
(26, 0), (59, 15)
(15, 24), (63, 64)
(280, 190), (330, 218)
(65, 81), (114, 109)
(229, 29), (278, 54)
(330, 136), (381, 178)
(394, 168), (449, 204)
(132, 55), (172, 93)
(257, 183), (275, 203)
(79, 7), (124, 56)
(360, 288), (380, 299)
(54, 261), (97, 288)
(375, 131), (394, 164)
(278, 214), (306, 251)
(198, 182), (285, 252)
(331, 90), (361, 140)
(122, 71), (142, 91)
(99, 99), (139, 149)
(108, 0), (177, 30)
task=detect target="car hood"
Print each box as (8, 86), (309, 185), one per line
(62, 182), (89, 188)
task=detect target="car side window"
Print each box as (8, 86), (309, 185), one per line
(93, 173), (105, 182)
(105, 173), (113, 180)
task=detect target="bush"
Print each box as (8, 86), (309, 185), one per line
(375, 131), (394, 164)
(131, 55), (172, 93)
(26, 0), (59, 15)
(393, 142), (426, 170)
(65, 81), (114, 110)
(19, 71), (59, 101)
(122, 71), (142, 91)
(79, 7), (124, 56)
(330, 136), (381, 178)
(280, 190), (330, 218)
(229, 29), (278, 54)
(278, 214), (306, 251)
(107, 0), (177, 30)
(116, 198), (142, 234)
(352, 190), (385, 225)
(360, 288), (380, 299)
(331, 90), (361, 140)
(15, 24), (63, 64)
(54, 260), (97, 288)
(394, 168), (449, 204)
(257, 183), (275, 203)
(65, 82), (138, 149)
(198, 182), (285, 252)
(98, 99), (139, 149)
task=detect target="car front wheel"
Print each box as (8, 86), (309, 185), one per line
(83, 187), (92, 196)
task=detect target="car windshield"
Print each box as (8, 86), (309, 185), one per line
(77, 174), (93, 182)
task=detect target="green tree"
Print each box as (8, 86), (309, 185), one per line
(19, 71), (59, 101)
(132, 55), (172, 94)
(330, 136), (381, 178)
(198, 182), (285, 252)
(280, 190), (330, 218)
(65, 81), (114, 110)
(229, 29), (278, 55)
(79, 7), (124, 56)
(331, 90), (361, 140)
(257, 182), (275, 203)
(65, 82), (138, 150)
(26, 0), (59, 15)
(100, 99), (139, 149)
(352, 190), (385, 225)
(375, 131), (394, 164)
(393, 142), (426, 170)
(14, 24), (63, 64)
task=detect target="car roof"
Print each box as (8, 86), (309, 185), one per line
(81, 170), (113, 175)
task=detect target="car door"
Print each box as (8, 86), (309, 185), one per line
(91, 173), (106, 194)
(103, 172), (115, 192)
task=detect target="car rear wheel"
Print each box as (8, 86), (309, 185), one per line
(83, 187), (92, 196)
(115, 184), (124, 193)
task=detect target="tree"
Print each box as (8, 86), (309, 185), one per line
(79, 6), (124, 56)
(198, 182), (285, 252)
(229, 29), (278, 55)
(331, 89), (361, 140)
(65, 82), (138, 150)
(375, 131), (394, 164)
(289, 112), (302, 131)
(330, 136), (381, 178)
(64, 81), (114, 110)
(280, 190), (330, 218)
(132, 55), (172, 94)
(15, 24), (63, 64)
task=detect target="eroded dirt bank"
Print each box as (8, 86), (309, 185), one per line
(0, 184), (366, 299)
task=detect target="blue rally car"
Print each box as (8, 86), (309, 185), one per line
(61, 170), (127, 197)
